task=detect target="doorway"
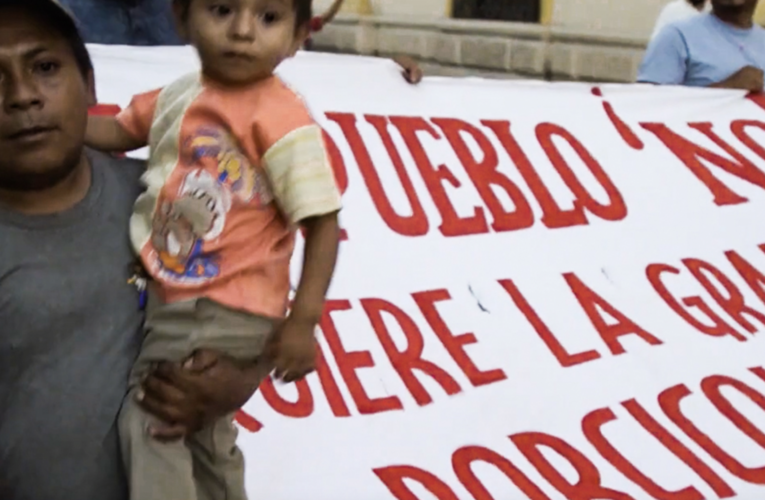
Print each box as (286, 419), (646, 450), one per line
(452, 0), (541, 23)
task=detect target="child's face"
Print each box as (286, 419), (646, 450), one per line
(179, 0), (305, 85)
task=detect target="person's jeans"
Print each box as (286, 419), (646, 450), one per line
(60, 0), (184, 45)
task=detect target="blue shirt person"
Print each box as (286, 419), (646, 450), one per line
(638, 0), (765, 91)
(59, 0), (182, 45)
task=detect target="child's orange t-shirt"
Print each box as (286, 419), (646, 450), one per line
(117, 72), (341, 318)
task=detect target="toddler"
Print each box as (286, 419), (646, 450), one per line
(85, 0), (341, 498)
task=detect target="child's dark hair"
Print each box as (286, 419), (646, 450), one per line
(294, 0), (312, 29)
(175, 0), (313, 31)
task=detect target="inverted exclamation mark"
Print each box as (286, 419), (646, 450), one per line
(592, 87), (644, 150)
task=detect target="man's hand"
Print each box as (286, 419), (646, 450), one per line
(138, 349), (264, 441)
(264, 315), (318, 383)
(392, 55), (423, 84)
(712, 66), (764, 92)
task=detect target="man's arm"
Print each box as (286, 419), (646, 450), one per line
(318, 0), (345, 25)
(308, 0), (345, 36)
(637, 26), (688, 85)
(709, 66), (764, 91)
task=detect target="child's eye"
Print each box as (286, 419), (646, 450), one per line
(209, 4), (232, 17)
(262, 11), (279, 24)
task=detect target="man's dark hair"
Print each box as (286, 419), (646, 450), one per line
(174, 0), (313, 31)
(688, 0), (705, 7)
(0, 0), (93, 80)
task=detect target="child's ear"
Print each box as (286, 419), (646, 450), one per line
(171, 0), (191, 40)
(289, 25), (310, 55)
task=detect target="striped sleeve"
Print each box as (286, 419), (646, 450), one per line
(262, 124), (342, 225)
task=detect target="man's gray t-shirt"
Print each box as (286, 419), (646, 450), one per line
(0, 151), (145, 500)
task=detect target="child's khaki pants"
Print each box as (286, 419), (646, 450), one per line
(119, 291), (275, 500)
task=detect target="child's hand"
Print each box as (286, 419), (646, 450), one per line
(266, 315), (318, 383)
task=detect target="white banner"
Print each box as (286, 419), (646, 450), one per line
(89, 44), (765, 500)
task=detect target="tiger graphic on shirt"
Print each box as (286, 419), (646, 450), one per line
(146, 127), (274, 284)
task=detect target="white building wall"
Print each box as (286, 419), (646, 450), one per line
(313, 0), (450, 18)
(315, 0), (676, 38)
(551, 0), (673, 37)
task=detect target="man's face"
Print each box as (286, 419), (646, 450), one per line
(712, 0), (759, 15)
(179, 0), (306, 85)
(0, 8), (95, 192)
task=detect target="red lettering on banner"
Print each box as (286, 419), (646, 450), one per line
(452, 446), (550, 499)
(259, 377), (313, 418)
(621, 399), (735, 497)
(646, 263), (745, 341)
(391, 116), (489, 236)
(362, 298), (462, 406)
(565, 273), (662, 355)
(536, 123), (628, 223)
(641, 122), (765, 206)
(413, 289), (507, 387)
(659, 384), (765, 484)
(482, 120), (587, 228)
(726, 250), (765, 305)
(750, 366), (765, 385)
(321, 129), (349, 240)
(321, 300), (403, 414)
(730, 120), (765, 163)
(499, 279), (601, 367)
(326, 112), (428, 236)
(314, 342), (352, 418)
(702, 374), (765, 450)
(374, 465), (460, 500)
(511, 432), (634, 500)
(591, 87), (644, 150)
(748, 93), (765, 112)
(582, 407), (704, 500)
(683, 258), (765, 334)
(234, 410), (263, 432)
(431, 118), (535, 232)
(373, 369), (765, 500)
(322, 129), (348, 195)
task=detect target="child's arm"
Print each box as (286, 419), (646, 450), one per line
(259, 111), (343, 382)
(267, 211), (340, 383)
(86, 115), (146, 152)
(292, 212), (340, 323)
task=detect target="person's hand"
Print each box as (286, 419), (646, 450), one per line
(264, 315), (318, 383)
(714, 66), (764, 92)
(137, 349), (263, 442)
(392, 55), (423, 84)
